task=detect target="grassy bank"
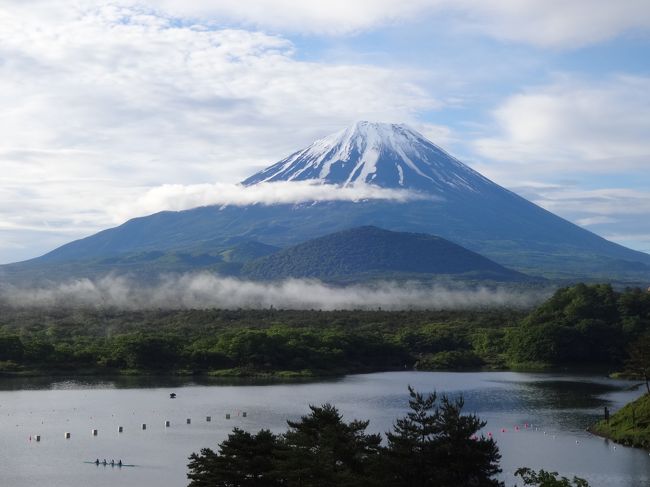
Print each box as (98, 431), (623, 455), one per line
(589, 393), (650, 450)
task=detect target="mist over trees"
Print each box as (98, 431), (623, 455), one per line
(0, 284), (649, 375)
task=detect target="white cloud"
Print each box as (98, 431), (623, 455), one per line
(0, 3), (436, 263)
(473, 76), (650, 170)
(125, 1), (650, 47)
(113, 181), (432, 222)
(5, 0), (650, 46)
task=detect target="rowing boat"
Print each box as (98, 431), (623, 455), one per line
(84, 461), (136, 467)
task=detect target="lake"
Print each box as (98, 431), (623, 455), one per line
(0, 371), (649, 486)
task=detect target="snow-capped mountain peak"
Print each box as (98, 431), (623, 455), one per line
(242, 121), (493, 194)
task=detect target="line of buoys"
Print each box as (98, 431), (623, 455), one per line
(24, 410), (250, 444)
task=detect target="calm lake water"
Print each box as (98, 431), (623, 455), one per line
(0, 371), (649, 487)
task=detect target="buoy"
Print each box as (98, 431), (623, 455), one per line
(64, 432), (70, 439)
(35, 435), (41, 442)
(142, 423), (147, 430)
(92, 429), (98, 436)
(206, 416), (211, 422)
(242, 412), (247, 418)
(576, 440), (579, 444)
(226, 414), (230, 420)
(118, 426), (123, 433)
(187, 418), (191, 424)
(501, 428), (506, 433)
(165, 420), (170, 427)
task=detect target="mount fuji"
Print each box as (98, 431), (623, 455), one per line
(3, 121), (650, 283)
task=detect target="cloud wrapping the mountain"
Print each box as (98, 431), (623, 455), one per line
(114, 181), (432, 221)
(0, 274), (545, 311)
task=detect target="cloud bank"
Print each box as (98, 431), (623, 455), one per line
(114, 181), (432, 221)
(16, 0), (648, 47)
(0, 274), (546, 311)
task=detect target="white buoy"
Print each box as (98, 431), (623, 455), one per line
(92, 429), (98, 436)
(187, 418), (191, 424)
(206, 416), (211, 422)
(64, 432), (70, 439)
(118, 426), (123, 433)
(165, 420), (170, 427)
(142, 423), (147, 430)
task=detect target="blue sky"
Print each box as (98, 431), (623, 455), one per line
(0, 1), (649, 263)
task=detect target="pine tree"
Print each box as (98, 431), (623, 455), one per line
(384, 386), (503, 487)
(274, 403), (382, 487)
(187, 428), (279, 487)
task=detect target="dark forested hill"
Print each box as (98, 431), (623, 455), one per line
(242, 226), (530, 282)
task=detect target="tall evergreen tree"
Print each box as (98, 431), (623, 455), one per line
(384, 386), (439, 486)
(384, 386), (503, 487)
(274, 403), (382, 487)
(187, 428), (279, 487)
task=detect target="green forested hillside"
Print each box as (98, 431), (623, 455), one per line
(243, 226), (529, 282)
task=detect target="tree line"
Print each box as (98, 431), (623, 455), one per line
(0, 284), (649, 375)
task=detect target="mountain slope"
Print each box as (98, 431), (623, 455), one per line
(242, 226), (530, 282)
(4, 121), (650, 282)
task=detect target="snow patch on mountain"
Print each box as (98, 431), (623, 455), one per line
(242, 121), (496, 195)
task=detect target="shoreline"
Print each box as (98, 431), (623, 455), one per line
(588, 393), (650, 452)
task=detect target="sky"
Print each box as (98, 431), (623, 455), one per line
(0, 0), (649, 264)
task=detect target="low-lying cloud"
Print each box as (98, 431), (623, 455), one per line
(0, 274), (547, 311)
(115, 181), (432, 221)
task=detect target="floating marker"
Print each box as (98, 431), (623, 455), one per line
(206, 416), (211, 422)
(226, 414), (231, 420)
(92, 429), (98, 436)
(142, 423), (147, 430)
(118, 426), (123, 433)
(187, 418), (191, 424)
(165, 420), (170, 427)
(64, 432), (70, 439)
(242, 412), (247, 418)
(35, 435), (41, 442)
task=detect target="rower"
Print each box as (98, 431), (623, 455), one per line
(118, 460), (123, 467)
(110, 459), (115, 466)
(102, 459), (107, 465)
(94, 459), (99, 465)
